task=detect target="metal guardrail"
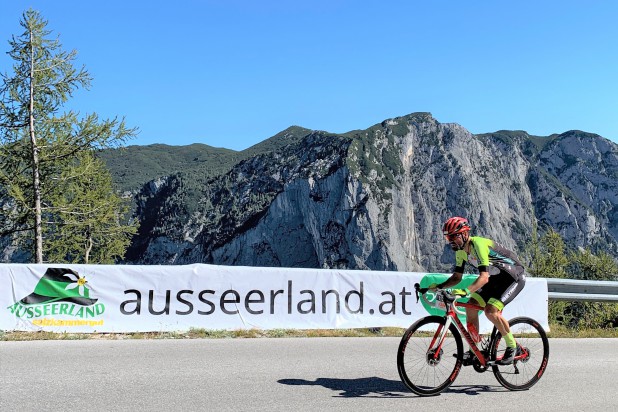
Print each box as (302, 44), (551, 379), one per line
(543, 278), (618, 302)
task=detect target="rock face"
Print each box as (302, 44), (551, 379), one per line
(121, 113), (618, 272)
(2, 113), (617, 269)
(531, 131), (618, 251)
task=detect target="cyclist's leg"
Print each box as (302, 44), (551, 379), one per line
(485, 267), (526, 332)
(484, 301), (510, 335)
(465, 296), (483, 343)
(470, 285), (492, 338)
(460, 297), (483, 364)
(484, 269), (527, 364)
(471, 273), (509, 334)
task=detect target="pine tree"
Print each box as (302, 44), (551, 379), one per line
(44, 151), (138, 264)
(0, 9), (137, 263)
(526, 229), (618, 329)
(525, 228), (569, 278)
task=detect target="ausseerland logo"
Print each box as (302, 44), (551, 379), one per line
(7, 268), (105, 324)
(419, 273), (477, 320)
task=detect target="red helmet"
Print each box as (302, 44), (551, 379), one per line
(442, 217), (471, 236)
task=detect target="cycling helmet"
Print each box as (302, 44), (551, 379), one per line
(442, 216), (471, 236)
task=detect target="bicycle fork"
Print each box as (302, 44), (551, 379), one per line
(427, 317), (453, 364)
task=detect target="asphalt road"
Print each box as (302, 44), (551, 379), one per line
(0, 338), (616, 411)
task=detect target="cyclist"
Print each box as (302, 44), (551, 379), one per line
(431, 216), (527, 365)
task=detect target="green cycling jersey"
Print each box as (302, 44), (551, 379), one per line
(455, 236), (523, 276)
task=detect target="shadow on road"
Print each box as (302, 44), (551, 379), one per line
(278, 376), (409, 398)
(278, 377), (506, 398)
(445, 384), (507, 395)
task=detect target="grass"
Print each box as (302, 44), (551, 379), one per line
(545, 324), (618, 338)
(1, 324), (616, 341)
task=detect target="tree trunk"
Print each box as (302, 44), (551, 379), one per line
(85, 229), (92, 264)
(29, 30), (43, 263)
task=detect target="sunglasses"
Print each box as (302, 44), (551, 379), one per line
(445, 233), (460, 242)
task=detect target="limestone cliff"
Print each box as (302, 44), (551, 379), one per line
(123, 113), (618, 271)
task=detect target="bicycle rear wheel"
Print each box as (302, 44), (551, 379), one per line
(397, 316), (463, 396)
(491, 317), (550, 391)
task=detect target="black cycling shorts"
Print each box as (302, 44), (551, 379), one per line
(472, 267), (526, 310)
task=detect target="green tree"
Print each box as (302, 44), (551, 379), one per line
(526, 229), (618, 329)
(558, 248), (618, 329)
(525, 228), (569, 279)
(569, 249), (618, 281)
(0, 9), (137, 263)
(44, 151), (138, 264)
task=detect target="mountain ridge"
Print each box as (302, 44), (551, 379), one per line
(102, 112), (599, 195)
(3, 112), (617, 269)
(98, 112), (618, 271)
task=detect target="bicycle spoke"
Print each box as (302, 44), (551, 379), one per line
(492, 317), (550, 391)
(397, 317), (463, 395)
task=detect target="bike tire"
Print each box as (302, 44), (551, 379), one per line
(490, 317), (550, 391)
(397, 315), (464, 396)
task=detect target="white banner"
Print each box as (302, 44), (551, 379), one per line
(0, 264), (548, 333)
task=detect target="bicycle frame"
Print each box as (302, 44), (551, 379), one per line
(449, 301), (489, 366)
(426, 291), (490, 367)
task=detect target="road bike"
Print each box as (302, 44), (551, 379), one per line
(397, 284), (550, 396)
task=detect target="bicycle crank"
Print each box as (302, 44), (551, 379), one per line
(472, 358), (489, 373)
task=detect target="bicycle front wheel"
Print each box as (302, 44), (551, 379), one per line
(397, 316), (463, 396)
(491, 317), (550, 391)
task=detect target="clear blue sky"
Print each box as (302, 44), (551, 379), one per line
(2, 1), (617, 150)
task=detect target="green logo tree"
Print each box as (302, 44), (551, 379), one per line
(419, 274), (481, 320)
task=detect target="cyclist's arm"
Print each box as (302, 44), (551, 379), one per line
(437, 271), (463, 289)
(466, 270), (489, 293)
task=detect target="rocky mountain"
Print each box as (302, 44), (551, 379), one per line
(109, 112), (618, 272)
(2, 113), (616, 270)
